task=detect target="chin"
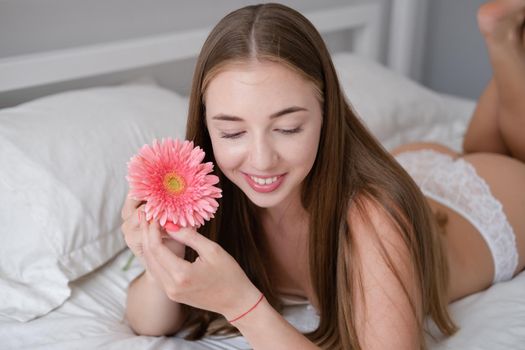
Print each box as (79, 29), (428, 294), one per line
(244, 181), (303, 211)
(248, 196), (283, 209)
(239, 188), (284, 208)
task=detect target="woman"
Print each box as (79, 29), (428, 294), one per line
(120, 1), (525, 349)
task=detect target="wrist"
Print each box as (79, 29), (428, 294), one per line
(224, 290), (265, 324)
(143, 270), (160, 287)
(227, 295), (275, 331)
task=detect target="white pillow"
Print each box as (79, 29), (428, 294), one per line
(332, 52), (476, 152)
(0, 83), (188, 321)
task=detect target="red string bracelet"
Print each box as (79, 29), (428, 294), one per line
(228, 293), (265, 323)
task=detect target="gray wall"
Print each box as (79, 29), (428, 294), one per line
(1, 0), (490, 100)
(0, 0), (350, 57)
(0, 0), (376, 107)
(421, 0), (491, 100)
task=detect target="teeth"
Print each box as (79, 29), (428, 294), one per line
(250, 176), (278, 185)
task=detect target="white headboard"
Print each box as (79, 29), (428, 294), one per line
(0, 0), (426, 108)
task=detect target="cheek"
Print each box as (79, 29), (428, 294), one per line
(287, 128), (321, 169)
(210, 137), (245, 173)
(289, 140), (319, 169)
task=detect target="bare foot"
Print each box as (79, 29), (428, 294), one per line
(477, 0), (525, 46)
(477, 1), (525, 162)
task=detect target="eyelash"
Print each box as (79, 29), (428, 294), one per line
(280, 127), (303, 135)
(220, 127), (303, 139)
(220, 132), (244, 139)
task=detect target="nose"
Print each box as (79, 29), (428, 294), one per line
(249, 135), (279, 171)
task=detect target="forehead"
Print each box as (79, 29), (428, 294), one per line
(204, 61), (318, 110)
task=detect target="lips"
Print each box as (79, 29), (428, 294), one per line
(242, 172), (286, 193)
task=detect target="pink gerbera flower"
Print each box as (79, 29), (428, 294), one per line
(126, 138), (222, 230)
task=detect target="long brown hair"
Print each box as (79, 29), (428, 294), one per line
(181, 3), (457, 349)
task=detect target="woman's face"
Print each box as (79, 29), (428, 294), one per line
(204, 60), (323, 209)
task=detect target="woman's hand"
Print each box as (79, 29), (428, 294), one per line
(120, 194), (185, 268)
(141, 220), (261, 321)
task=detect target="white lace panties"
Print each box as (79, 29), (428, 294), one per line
(394, 149), (518, 283)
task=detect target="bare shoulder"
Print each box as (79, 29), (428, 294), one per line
(347, 197), (414, 273)
(347, 196), (405, 245)
(346, 196), (422, 349)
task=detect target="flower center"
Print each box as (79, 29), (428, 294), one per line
(163, 172), (186, 194)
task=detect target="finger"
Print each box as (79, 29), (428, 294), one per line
(120, 212), (147, 267)
(148, 219), (167, 246)
(164, 221), (180, 234)
(159, 223), (186, 257)
(131, 204), (146, 228)
(121, 207), (142, 244)
(149, 220), (192, 268)
(131, 211), (149, 259)
(121, 206), (146, 242)
(142, 220), (178, 294)
(142, 222), (196, 303)
(168, 228), (218, 258)
(121, 194), (146, 220)
(147, 221), (192, 273)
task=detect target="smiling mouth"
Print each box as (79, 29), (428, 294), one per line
(249, 175), (279, 185)
(242, 173), (286, 193)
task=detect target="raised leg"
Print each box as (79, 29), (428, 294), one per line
(472, 0), (525, 162)
(463, 79), (510, 154)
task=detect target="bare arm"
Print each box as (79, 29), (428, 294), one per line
(138, 199), (422, 348)
(126, 271), (187, 336)
(121, 195), (188, 336)
(228, 297), (320, 350)
(349, 199), (423, 350)
(153, 228), (321, 350)
(122, 196), (317, 345)
(228, 198), (422, 349)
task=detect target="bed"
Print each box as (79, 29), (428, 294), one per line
(1, 1), (524, 349)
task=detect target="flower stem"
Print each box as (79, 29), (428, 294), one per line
(122, 254), (135, 271)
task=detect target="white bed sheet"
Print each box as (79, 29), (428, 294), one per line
(2, 245), (524, 350)
(1, 93), (524, 349)
(0, 249), (319, 350)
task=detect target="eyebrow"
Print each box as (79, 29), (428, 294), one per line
(211, 106), (308, 121)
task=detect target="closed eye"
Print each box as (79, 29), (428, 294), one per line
(278, 127), (303, 135)
(220, 127), (303, 139)
(220, 131), (245, 139)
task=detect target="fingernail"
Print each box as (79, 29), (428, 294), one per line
(165, 222), (180, 233)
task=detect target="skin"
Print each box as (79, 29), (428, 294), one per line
(204, 61), (323, 221)
(393, 0), (525, 301)
(122, 60), (422, 349)
(204, 61), (323, 306)
(465, 0), (525, 161)
(122, 1), (525, 348)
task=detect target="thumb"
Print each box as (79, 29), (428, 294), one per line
(164, 221), (180, 234)
(168, 227), (208, 255)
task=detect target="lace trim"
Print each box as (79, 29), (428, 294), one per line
(395, 149), (519, 283)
